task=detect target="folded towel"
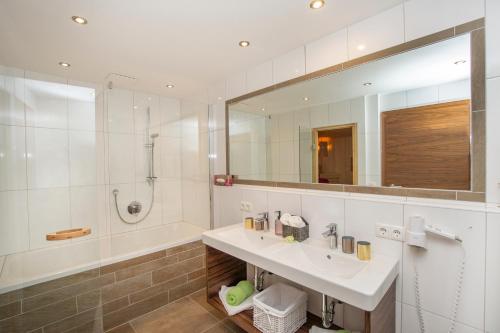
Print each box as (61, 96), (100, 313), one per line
(280, 213), (293, 226)
(226, 280), (254, 306)
(219, 285), (258, 316)
(289, 215), (306, 228)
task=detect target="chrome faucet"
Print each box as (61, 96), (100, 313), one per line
(322, 223), (338, 249)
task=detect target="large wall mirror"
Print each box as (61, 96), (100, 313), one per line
(227, 28), (485, 195)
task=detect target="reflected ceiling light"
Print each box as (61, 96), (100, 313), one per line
(166, 84), (174, 88)
(261, 107), (265, 111)
(239, 40), (250, 47)
(454, 60), (467, 65)
(363, 82), (372, 86)
(309, 0), (325, 9)
(58, 61), (71, 68)
(303, 97), (310, 101)
(217, 96), (223, 101)
(71, 16), (88, 25)
(133, 105), (138, 110)
(357, 44), (366, 51)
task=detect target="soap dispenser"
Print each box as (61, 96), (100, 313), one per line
(274, 210), (283, 236)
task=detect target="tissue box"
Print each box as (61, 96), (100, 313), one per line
(282, 221), (309, 242)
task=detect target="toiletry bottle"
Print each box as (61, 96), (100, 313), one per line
(274, 210), (283, 236)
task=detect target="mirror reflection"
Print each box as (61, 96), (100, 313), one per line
(229, 34), (475, 191)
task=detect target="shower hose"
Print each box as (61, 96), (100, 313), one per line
(112, 181), (155, 224)
(414, 245), (466, 333)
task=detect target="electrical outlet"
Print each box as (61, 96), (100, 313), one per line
(375, 223), (391, 238)
(240, 201), (246, 211)
(390, 226), (404, 241)
(240, 201), (253, 212)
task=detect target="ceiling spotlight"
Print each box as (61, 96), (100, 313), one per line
(58, 62), (71, 68)
(454, 60), (467, 65)
(357, 44), (366, 51)
(309, 0), (325, 9)
(71, 16), (88, 25)
(303, 97), (310, 101)
(363, 82), (372, 86)
(239, 41), (250, 47)
(261, 107), (265, 111)
(166, 84), (174, 88)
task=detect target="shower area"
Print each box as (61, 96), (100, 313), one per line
(0, 67), (211, 332)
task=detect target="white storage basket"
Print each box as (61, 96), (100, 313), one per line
(253, 283), (307, 333)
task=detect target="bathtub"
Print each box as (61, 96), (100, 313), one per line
(0, 222), (206, 294)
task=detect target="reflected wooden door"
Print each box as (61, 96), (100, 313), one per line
(381, 100), (471, 190)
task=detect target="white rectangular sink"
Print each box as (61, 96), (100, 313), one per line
(202, 224), (399, 311)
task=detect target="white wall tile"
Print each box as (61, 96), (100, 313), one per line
(226, 72), (247, 100)
(208, 81), (226, 105)
(0, 190), (29, 255)
(485, 212), (500, 333)
(380, 91), (407, 111)
(28, 187), (71, 249)
(486, 0), (500, 78)
(106, 88), (134, 134)
(309, 104), (329, 128)
(486, 78), (500, 204)
(68, 98), (98, 132)
(329, 100), (351, 126)
(438, 79), (470, 102)
(108, 133), (135, 184)
(247, 61), (273, 92)
(212, 129), (226, 175)
(69, 131), (104, 186)
(404, 0), (485, 41)
(209, 102), (226, 131)
(345, 199), (403, 300)
(301, 194), (345, 240)
(213, 186), (242, 228)
(402, 205), (485, 330)
(160, 137), (181, 179)
(402, 303), (483, 333)
(135, 181), (162, 230)
(135, 134), (161, 181)
(273, 47), (305, 84)
(70, 185), (108, 238)
(0, 125), (26, 191)
(278, 141), (295, 175)
(306, 29), (348, 74)
(348, 5), (404, 59)
(406, 86), (439, 107)
(278, 113), (294, 142)
(160, 97), (181, 138)
(161, 179), (183, 223)
(0, 67), (25, 126)
(267, 191), (301, 218)
(108, 183), (137, 234)
(25, 80), (68, 129)
(181, 179), (210, 228)
(26, 127), (69, 188)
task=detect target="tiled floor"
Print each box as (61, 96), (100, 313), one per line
(108, 289), (246, 333)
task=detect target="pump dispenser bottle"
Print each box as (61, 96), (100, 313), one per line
(274, 210), (283, 236)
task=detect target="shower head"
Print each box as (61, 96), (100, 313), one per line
(150, 133), (159, 140)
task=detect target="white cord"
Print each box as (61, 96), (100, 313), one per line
(414, 245), (466, 333)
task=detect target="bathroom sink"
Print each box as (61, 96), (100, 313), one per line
(272, 243), (367, 279)
(211, 227), (283, 250)
(202, 224), (399, 311)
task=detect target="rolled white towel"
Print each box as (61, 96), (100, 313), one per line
(280, 213), (293, 226)
(289, 215), (306, 228)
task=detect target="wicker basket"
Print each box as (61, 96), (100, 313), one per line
(282, 219), (309, 242)
(253, 283), (307, 333)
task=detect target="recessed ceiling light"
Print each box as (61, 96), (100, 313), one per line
(133, 105), (138, 110)
(166, 84), (174, 88)
(58, 62), (71, 68)
(363, 82), (372, 86)
(261, 107), (265, 111)
(303, 97), (310, 101)
(71, 16), (87, 25)
(454, 60), (467, 65)
(357, 44), (366, 51)
(239, 41), (250, 47)
(309, 0), (325, 9)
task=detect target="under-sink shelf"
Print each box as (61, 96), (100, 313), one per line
(207, 295), (340, 333)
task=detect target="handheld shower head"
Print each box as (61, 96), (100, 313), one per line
(150, 133), (159, 140)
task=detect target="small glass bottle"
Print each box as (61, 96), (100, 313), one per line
(274, 210), (283, 236)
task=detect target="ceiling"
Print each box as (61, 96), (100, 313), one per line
(232, 33), (470, 115)
(0, 0), (402, 98)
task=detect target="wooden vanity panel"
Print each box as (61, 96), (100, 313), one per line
(205, 246), (247, 299)
(364, 281), (396, 333)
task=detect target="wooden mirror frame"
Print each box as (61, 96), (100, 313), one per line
(225, 18), (485, 202)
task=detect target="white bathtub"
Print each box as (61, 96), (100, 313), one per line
(0, 222), (206, 294)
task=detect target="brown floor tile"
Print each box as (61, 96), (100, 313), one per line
(106, 323), (136, 333)
(202, 320), (246, 333)
(130, 298), (218, 333)
(189, 289), (226, 321)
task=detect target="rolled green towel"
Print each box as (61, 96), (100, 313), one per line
(226, 280), (254, 306)
(236, 280), (254, 297)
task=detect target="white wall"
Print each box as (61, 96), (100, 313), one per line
(0, 66), (184, 256)
(205, 0), (493, 332)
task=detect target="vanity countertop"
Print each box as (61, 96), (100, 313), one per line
(202, 224), (399, 311)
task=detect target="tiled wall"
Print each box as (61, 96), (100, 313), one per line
(201, 0), (495, 332)
(0, 240), (206, 332)
(0, 67), (184, 257)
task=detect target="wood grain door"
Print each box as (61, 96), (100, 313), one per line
(381, 100), (471, 190)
